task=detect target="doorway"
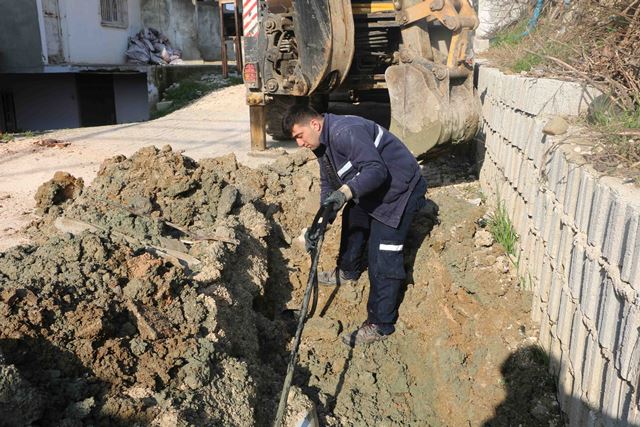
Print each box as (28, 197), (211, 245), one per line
(76, 74), (116, 127)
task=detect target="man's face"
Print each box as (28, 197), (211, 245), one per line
(291, 118), (322, 150)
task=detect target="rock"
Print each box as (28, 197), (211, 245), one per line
(34, 171), (84, 215)
(284, 386), (320, 427)
(473, 229), (494, 247)
(494, 255), (511, 273)
(217, 184), (239, 216)
(542, 116), (569, 136)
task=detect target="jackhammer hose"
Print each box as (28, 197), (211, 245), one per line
(274, 205), (332, 427)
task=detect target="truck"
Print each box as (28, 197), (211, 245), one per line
(241, 0), (481, 156)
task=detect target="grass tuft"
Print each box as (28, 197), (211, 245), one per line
(488, 200), (519, 257)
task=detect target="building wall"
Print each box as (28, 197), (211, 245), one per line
(141, 0), (199, 60)
(0, 0), (44, 71)
(114, 73), (149, 123)
(58, 0), (143, 64)
(0, 74), (80, 131)
(477, 65), (640, 425)
(196, 2), (222, 61)
(141, 0), (229, 61)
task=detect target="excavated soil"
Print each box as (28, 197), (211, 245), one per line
(0, 145), (561, 426)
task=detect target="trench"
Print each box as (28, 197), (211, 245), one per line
(0, 124), (566, 426)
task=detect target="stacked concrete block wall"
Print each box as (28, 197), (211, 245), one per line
(477, 65), (640, 426)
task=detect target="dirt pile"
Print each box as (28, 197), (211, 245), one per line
(1, 145), (561, 426)
(0, 146), (317, 426)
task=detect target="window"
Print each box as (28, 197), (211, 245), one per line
(100, 0), (128, 29)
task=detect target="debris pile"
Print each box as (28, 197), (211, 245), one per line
(0, 146), (317, 426)
(126, 28), (184, 65)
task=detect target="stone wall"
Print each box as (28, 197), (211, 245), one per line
(477, 65), (640, 425)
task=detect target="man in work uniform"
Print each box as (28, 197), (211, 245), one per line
(284, 105), (427, 347)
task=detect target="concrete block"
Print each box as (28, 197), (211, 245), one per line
(532, 234), (544, 283)
(541, 195), (556, 245)
(546, 208), (562, 261)
(545, 148), (562, 197)
(550, 332), (563, 377)
(569, 397), (589, 427)
(601, 188), (630, 265)
(596, 281), (625, 354)
(553, 150), (571, 206)
(540, 260), (554, 304)
(548, 270), (564, 326)
(616, 306), (640, 385)
(533, 189), (548, 234)
(575, 168), (597, 234)
(560, 227), (576, 275)
(558, 362), (576, 410)
(601, 365), (622, 422)
(628, 391), (640, 425)
(569, 310), (588, 384)
(588, 355), (609, 412)
(616, 380), (635, 425)
(563, 162), (582, 219)
(568, 242), (586, 301)
(580, 258), (606, 324)
(523, 77), (600, 116)
(540, 314), (553, 353)
(618, 204), (639, 284)
(528, 118), (546, 164)
(581, 333), (599, 400)
(558, 292), (577, 347)
(542, 203), (559, 248)
(587, 181), (614, 250)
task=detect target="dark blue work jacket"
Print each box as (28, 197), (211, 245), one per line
(317, 113), (422, 228)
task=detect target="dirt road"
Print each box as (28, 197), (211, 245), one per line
(0, 84), (294, 251)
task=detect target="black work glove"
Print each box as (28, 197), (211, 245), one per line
(322, 189), (348, 213)
(304, 228), (319, 253)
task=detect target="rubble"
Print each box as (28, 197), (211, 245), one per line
(125, 28), (184, 65)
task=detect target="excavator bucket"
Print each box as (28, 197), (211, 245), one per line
(385, 60), (481, 156)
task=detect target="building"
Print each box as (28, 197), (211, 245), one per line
(0, 0), (234, 133)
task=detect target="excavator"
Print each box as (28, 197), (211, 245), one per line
(242, 0), (481, 157)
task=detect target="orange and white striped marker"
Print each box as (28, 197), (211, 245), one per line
(243, 0), (259, 36)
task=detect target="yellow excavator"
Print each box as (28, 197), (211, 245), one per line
(242, 0), (481, 156)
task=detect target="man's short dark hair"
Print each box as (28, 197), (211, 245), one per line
(283, 104), (321, 134)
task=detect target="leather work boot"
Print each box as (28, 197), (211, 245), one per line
(341, 322), (389, 347)
(317, 268), (358, 286)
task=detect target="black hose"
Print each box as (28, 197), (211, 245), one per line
(273, 204), (333, 427)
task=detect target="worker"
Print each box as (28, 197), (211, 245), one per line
(283, 105), (427, 347)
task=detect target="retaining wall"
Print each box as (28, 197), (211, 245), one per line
(477, 65), (640, 426)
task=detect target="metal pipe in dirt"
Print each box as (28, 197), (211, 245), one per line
(273, 206), (330, 427)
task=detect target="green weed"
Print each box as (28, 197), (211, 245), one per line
(488, 200), (519, 257)
(0, 133), (14, 143)
(490, 18), (529, 48)
(512, 53), (544, 73)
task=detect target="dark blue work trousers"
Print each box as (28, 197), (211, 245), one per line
(338, 177), (427, 334)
